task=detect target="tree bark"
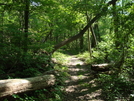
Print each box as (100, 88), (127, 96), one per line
(86, 12), (92, 57)
(91, 63), (112, 71)
(112, 1), (120, 49)
(90, 26), (97, 48)
(24, 0), (29, 52)
(94, 23), (100, 42)
(51, 0), (118, 53)
(0, 75), (55, 98)
(0, 10), (4, 43)
(80, 36), (84, 49)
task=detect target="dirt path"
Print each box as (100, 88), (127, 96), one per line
(63, 56), (103, 101)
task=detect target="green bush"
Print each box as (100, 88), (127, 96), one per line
(98, 74), (134, 100)
(0, 45), (53, 78)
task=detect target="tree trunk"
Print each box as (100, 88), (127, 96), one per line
(86, 12), (92, 57)
(24, 0), (29, 52)
(0, 75), (55, 98)
(80, 36), (84, 50)
(94, 23), (100, 42)
(87, 30), (92, 58)
(0, 10), (4, 43)
(112, 1), (120, 49)
(51, 0), (118, 53)
(91, 63), (112, 72)
(90, 26), (97, 48)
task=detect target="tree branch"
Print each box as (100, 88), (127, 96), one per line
(51, 0), (118, 53)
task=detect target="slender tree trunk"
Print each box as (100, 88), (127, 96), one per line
(86, 12), (92, 57)
(112, 2), (120, 49)
(112, 1), (123, 72)
(0, 10), (4, 43)
(90, 26), (97, 48)
(80, 36), (84, 50)
(94, 23), (100, 41)
(24, 0), (29, 52)
(51, 0), (118, 53)
(87, 28), (92, 58)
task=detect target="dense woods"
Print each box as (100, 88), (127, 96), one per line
(0, 0), (134, 100)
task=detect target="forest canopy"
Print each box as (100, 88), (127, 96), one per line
(0, 0), (134, 100)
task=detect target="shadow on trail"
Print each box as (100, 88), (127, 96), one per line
(63, 56), (104, 101)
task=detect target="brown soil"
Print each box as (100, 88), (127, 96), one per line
(63, 56), (104, 101)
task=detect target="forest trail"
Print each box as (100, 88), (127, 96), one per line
(63, 55), (103, 101)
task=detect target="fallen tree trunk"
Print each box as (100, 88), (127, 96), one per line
(91, 63), (112, 72)
(51, 0), (118, 53)
(0, 75), (55, 98)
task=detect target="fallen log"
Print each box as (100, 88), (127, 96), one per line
(0, 75), (55, 98)
(91, 63), (112, 72)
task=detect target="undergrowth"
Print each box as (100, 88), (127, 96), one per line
(52, 52), (71, 65)
(2, 63), (69, 101)
(0, 50), (69, 101)
(97, 68), (134, 101)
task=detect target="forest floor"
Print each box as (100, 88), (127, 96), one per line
(62, 55), (104, 101)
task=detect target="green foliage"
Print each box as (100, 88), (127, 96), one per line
(11, 89), (50, 101)
(77, 51), (90, 59)
(77, 51), (92, 64)
(0, 44), (52, 78)
(0, 0), (134, 100)
(52, 52), (71, 65)
(98, 73), (134, 101)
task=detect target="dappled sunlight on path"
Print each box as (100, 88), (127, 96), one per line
(68, 56), (85, 66)
(63, 55), (103, 101)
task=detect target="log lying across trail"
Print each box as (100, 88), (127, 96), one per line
(0, 75), (55, 98)
(91, 63), (112, 72)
